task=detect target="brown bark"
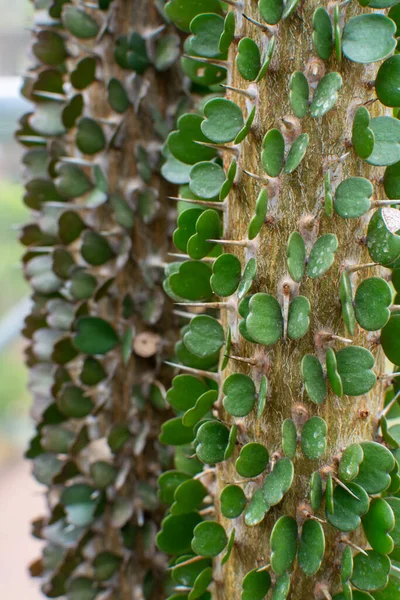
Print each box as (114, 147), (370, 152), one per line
(215, 2), (385, 598)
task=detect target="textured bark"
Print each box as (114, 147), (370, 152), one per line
(214, 3), (386, 598)
(22, 1), (181, 598)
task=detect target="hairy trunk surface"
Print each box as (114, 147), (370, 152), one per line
(21, 1), (180, 598)
(215, 2), (385, 598)
(158, 1), (400, 599)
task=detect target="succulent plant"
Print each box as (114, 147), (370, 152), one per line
(157, 0), (400, 598)
(21, 0), (400, 598)
(19, 0), (184, 598)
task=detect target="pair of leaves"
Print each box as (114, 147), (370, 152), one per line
(289, 71), (342, 119)
(262, 130), (309, 177)
(174, 208), (221, 259)
(242, 292), (310, 346)
(287, 232), (338, 281)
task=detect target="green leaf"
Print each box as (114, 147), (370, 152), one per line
(351, 550), (390, 592)
(172, 554), (211, 587)
(255, 36), (276, 83)
(340, 271), (356, 336)
(167, 375), (208, 412)
(261, 129), (284, 177)
(310, 471), (323, 512)
(56, 163), (92, 198)
(336, 346), (376, 396)
(248, 189), (268, 240)
(381, 314), (400, 365)
(271, 574), (291, 600)
(154, 34), (180, 71)
(184, 315), (224, 358)
(183, 390), (218, 428)
(219, 12), (235, 54)
(174, 208), (203, 253)
(244, 489), (268, 526)
(339, 444), (364, 482)
(74, 317), (119, 355)
(284, 133), (309, 174)
(221, 529), (235, 566)
(168, 114), (217, 165)
(287, 231), (306, 283)
(190, 162), (226, 199)
(108, 78), (129, 113)
(263, 457), (294, 508)
(81, 231), (114, 266)
(220, 485), (247, 519)
(168, 261), (213, 301)
(237, 38), (261, 81)
(326, 481), (369, 532)
(341, 546), (354, 584)
(301, 416), (327, 459)
(211, 253), (241, 296)
(306, 234), (338, 279)
(156, 512), (202, 555)
(236, 442), (269, 477)
(257, 375), (269, 418)
(270, 516), (298, 575)
(310, 72), (342, 118)
(191, 521), (227, 557)
(362, 498), (395, 555)
(258, 0), (284, 25)
(93, 552), (122, 581)
(312, 7), (333, 60)
(282, 418), (297, 459)
(376, 55), (400, 108)
(342, 14), (396, 64)
(384, 160), (400, 200)
(201, 98), (244, 143)
(223, 373), (257, 417)
(114, 33), (149, 73)
(62, 6), (99, 39)
(289, 71), (309, 118)
(30, 102), (66, 137)
(61, 483), (100, 526)
(334, 177), (373, 218)
(58, 384), (93, 418)
(298, 520), (325, 576)
(187, 209), (222, 259)
(188, 13), (225, 58)
(234, 106), (256, 144)
(288, 295), (310, 340)
(301, 354), (327, 405)
(238, 258), (257, 299)
(241, 569), (271, 600)
(164, 0), (223, 32)
(195, 420), (230, 464)
(159, 417), (195, 446)
(182, 53), (226, 86)
(245, 293), (283, 346)
(171, 479), (207, 515)
(158, 470), (191, 505)
(354, 277), (392, 331)
(367, 208), (400, 267)
(366, 117), (400, 167)
(353, 441), (395, 494)
(76, 118), (105, 155)
(352, 107), (375, 160)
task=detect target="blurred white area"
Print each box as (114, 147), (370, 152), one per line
(0, 461), (44, 600)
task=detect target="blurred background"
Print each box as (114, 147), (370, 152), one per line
(0, 0), (45, 597)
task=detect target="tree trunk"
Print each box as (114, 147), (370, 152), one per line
(159, 1), (400, 599)
(215, 2), (386, 597)
(21, 1), (180, 598)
